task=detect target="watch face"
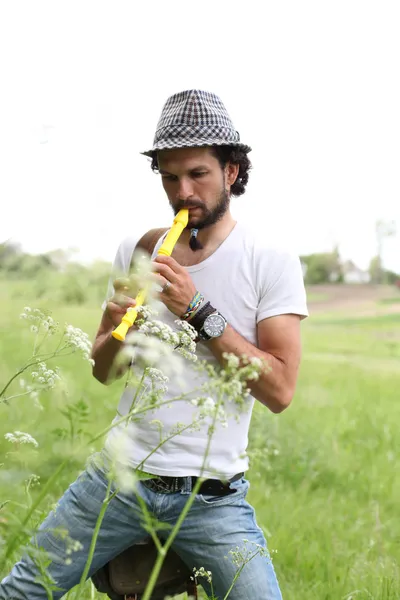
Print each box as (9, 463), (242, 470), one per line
(203, 313), (226, 338)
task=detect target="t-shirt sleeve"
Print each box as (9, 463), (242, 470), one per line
(256, 249), (309, 323)
(101, 236), (138, 311)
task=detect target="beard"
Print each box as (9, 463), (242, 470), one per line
(172, 188), (230, 230)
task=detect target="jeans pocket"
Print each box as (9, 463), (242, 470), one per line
(196, 478), (248, 506)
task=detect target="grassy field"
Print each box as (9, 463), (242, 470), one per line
(0, 279), (399, 599)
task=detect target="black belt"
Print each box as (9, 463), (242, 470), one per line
(141, 472), (244, 495)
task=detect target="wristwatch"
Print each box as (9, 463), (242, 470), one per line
(198, 310), (227, 341)
(188, 301), (227, 341)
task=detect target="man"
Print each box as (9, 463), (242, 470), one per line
(1, 89), (308, 599)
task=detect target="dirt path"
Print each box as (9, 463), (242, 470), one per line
(306, 284), (400, 315)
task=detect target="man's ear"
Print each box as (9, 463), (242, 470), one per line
(225, 163), (239, 186)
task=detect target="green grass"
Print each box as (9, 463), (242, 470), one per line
(378, 296), (400, 305)
(1, 279), (400, 599)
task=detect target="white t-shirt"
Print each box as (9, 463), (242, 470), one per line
(102, 222), (308, 479)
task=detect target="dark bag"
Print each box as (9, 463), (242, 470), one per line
(91, 537), (197, 599)
(91, 227), (197, 599)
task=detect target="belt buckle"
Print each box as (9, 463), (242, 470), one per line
(144, 475), (190, 493)
(151, 476), (182, 493)
(158, 477), (172, 492)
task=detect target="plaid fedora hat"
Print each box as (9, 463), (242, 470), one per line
(141, 89), (251, 156)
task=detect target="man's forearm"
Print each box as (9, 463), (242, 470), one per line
(91, 331), (127, 384)
(207, 325), (295, 413)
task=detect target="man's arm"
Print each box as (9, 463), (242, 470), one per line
(152, 254), (305, 413)
(207, 314), (302, 413)
(92, 228), (169, 384)
(91, 298), (136, 384)
(91, 312), (124, 384)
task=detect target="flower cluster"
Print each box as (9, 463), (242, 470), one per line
(228, 539), (271, 568)
(31, 362), (60, 390)
(4, 431), (39, 448)
(135, 313), (197, 362)
(174, 319), (197, 360)
(200, 353), (265, 414)
(147, 368), (169, 393)
(122, 306), (197, 384)
(191, 396), (228, 427)
(192, 566), (213, 584)
(20, 307), (57, 334)
(64, 325), (94, 364)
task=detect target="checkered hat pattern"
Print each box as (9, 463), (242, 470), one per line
(142, 90), (251, 156)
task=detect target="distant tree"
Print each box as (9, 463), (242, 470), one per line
(368, 255), (382, 284)
(385, 270), (400, 285)
(300, 250), (343, 284)
(375, 219), (396, 284)
(0, 241), (22, 266)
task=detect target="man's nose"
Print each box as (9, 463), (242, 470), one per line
(176, 177), (194, 200)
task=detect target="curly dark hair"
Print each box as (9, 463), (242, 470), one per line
(149, 144), (252, 197)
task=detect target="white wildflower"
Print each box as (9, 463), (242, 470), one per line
(203, 397), (215, 410)
(250, 356), (263, 369)
(228, 539), (270, 568)
(124, 330), (188, 381)
(196, 397), (228, 427)
(175, 345), (197, 362)
(5, 431), (39, 448)
(135, 315), (197, 362)
(224, 353), (240, 370)
(64, 324), (93, 362)
(146, 368), (169, 394)
(136, 305), (154, 320)
(31, 362), (60, 390)
(192, 566), (213, 583)
(147, 368), (169, 384)
(175, 319), (197, 340)
(20, 307), (57, 334)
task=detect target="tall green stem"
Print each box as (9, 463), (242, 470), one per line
(75, 482), (118, 598)
(140, 398), (221, 600)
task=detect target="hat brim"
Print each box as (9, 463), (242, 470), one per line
(141, 138), (251, 157)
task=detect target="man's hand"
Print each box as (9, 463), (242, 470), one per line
(105, 277), (137, 329)
(152, 255), (197, 317)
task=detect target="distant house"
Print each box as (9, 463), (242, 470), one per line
(342, 260), (370, 284)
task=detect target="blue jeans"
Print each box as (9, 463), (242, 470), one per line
(0, 455), (282, 599)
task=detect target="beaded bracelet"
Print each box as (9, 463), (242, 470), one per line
(181, 291), (205, 320)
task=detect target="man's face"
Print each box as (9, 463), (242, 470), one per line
(157, 147), (233, 230)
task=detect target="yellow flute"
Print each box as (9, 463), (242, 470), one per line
(111, 208), (189, 341)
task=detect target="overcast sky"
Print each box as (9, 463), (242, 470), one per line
(1, 1), (399, 271)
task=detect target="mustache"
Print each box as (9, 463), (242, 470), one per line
(175, 200), (204, 211)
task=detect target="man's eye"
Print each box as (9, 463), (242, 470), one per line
(162, 175), (177, 182)
(193, 172), (207, 178)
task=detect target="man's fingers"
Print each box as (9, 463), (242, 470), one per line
(110, 295), (136, 310)
(154, 255), (182, 274)
(152, 261), (177, 283)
